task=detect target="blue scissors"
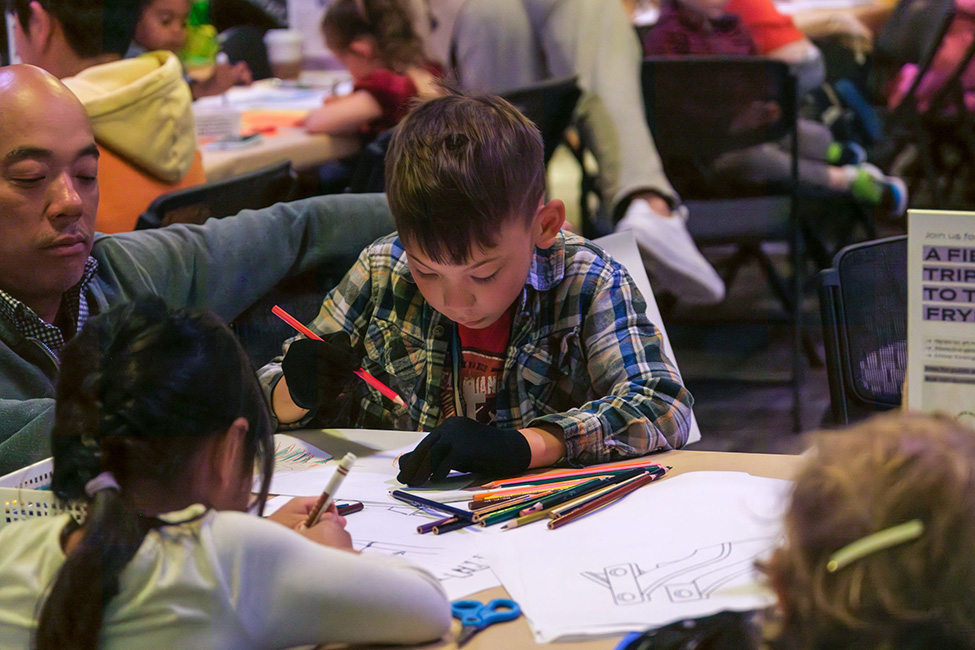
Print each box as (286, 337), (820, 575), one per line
(451, 598), (522, 646)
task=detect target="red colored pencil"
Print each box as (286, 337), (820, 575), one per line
(272, 305), (407, 408)
(547, 468), (666, 530)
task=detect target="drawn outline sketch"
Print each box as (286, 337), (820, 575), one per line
(582, 536), (781, 606)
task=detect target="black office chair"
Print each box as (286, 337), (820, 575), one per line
(136, 160), (297, 229)
(817, 235), (907, 426)
(641, 56), (808, 430)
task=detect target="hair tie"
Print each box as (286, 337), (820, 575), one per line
(85, 471), (121, 498)
(826, 519), (924, 573)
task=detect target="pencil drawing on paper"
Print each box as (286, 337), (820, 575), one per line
(272, 438), (331, 472)
(582, 536), (781, 606)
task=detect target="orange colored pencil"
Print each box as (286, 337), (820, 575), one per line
(272, 305), (407, 408)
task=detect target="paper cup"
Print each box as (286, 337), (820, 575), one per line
(264, 29), (304, 80)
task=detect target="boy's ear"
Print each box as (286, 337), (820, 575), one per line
(348, 37), (377, 61)
(533, 199), (566, 249)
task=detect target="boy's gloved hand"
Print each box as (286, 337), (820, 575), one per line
(280, 332), (361, 411)
(396, 416), (531, 486)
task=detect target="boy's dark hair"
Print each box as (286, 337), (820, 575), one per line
(385, 92), (546, 264)
(321, 0), (423, 75)
(8, 0), (140, 59)
(34, 296), (274, 650)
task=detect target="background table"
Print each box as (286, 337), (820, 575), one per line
(195, 78), (361, 182)
(292, 429), (803, 650)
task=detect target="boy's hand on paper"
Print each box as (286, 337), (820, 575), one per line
(281, 332), (361, 410)
(396, 417), (531, 486)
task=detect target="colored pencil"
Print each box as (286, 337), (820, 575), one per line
(433, 518), (475, 534)
(472, 490), (556, 521)
(548, 466), (667, 517)
(500, 506), (558, 530)
(548, 469), (666, 529)
(417, 515), (458, 534)
(271, 305), (407, 408)
(390, 490), (474, 521)
(519, 470), (646, 515)
(469, 478), (595, 500)
(304, 452), (357, 528)
(482, 458), (665, 489)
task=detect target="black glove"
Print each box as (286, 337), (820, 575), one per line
(396, 417), (532, 486)
(280, 332), (361, 411)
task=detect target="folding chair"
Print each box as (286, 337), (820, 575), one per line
(641, 56), (807, 430)
(817, 235), (907, 425)
(135, 160), (297, 229)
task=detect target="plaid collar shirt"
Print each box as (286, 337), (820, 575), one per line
(264, 232), (692, 464)
(0, 258), (99, 359)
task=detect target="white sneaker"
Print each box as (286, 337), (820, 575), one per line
(616, 199), (726, 305)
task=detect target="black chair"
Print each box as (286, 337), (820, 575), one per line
(641, 56), (807, 430)
(499, 76), (581, 166)
(345, 76), (582, 195)
(136, 160), (297, 229)
(817, 235), (907, 425)
(219, 24), (274, 81)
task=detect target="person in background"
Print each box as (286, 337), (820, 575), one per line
(130, 0), (253, 99)
(0, 297), (451, 649)
(305, 0), (441, 194)
(410, 0), (727, 306)
(305, 0), (440, 140)
(0, 64), (396, 475)
(620, 411), (975, 649)
(262, 92), (693, 486)
(644, 0), (909, 219)
(9, 0), (207, 233)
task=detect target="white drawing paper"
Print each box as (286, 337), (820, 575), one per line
(476, 471), (790, 642)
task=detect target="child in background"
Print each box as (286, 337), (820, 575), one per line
(644, 0), (909, 218)
(261, 92), (693, 486)
(131, 0), (252, 99)
(620, 411), (975, 649)
(0, 298), (450, 649)
(304, 0), (440, 139)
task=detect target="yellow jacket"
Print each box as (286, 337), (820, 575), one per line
(63, 51), (206, 233)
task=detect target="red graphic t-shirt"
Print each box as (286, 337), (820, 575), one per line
(441, 309), (512, 424)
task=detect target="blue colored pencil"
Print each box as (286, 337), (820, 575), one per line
(390, 490), (474, 521)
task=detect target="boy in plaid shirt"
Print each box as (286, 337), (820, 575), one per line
(261, 92), (693, 485)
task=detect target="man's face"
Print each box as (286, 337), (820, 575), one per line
(0, 81), (99, 311)
(404, 217), (537, 330)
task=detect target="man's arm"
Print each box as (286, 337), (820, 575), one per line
(0, 399), (55, 475)
(93, 193), (395, 324)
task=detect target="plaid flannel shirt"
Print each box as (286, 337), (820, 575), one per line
(260, 231), (692, 464)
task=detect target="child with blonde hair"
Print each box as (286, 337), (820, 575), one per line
(620, 411), (975, 649)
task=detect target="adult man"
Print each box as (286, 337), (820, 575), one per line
(0, 65), (394, 474)
(411, 0), (726, 305)
(9, 0), (206, 233)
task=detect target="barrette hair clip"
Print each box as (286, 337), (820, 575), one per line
(826, 519), (924, 573)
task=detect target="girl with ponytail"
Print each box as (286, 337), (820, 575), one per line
(0, 297), (450, 650)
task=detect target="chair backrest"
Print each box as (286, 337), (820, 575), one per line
(500, 76), (581, 165)
(641, 56), (797, 198)
(873, 0), (956, 96)
(219, 24), (274, 80)
(593, 232), (702, 445)
(817, 235), (907, 425)
(136, 160), (297, 229)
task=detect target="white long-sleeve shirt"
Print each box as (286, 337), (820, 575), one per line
(0, 505), (451, 649)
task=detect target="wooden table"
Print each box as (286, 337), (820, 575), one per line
(195, 78), (361, 182)
(201, 127), (360, 182)
(294, 429), (803, 650)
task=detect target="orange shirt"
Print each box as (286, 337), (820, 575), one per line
(95, 145), (207, 234)
(725, 0), (806, 54)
